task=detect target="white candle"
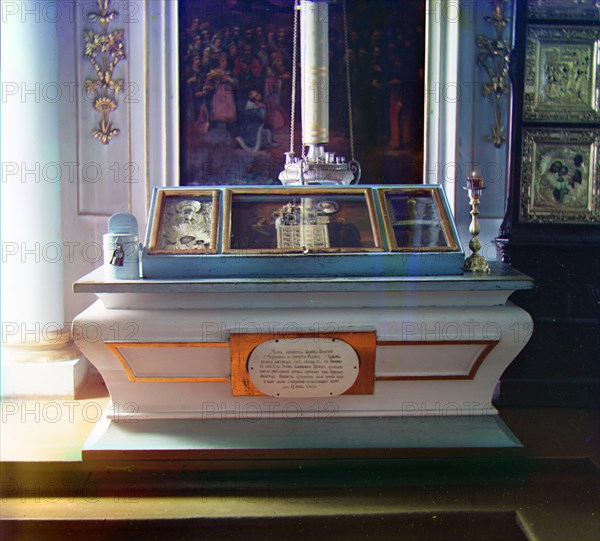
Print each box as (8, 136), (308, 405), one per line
(301, 0), (329, 144)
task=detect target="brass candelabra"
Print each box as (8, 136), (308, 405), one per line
(464, 173), (490, 273)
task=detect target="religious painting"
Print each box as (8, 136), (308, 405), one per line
(527, 0), (600, 20)
(178, 0), (425, 186)
(222, 187), (383, 253)
(378, 187), (460, 251)
(147, 189), (220, 253)
(520, 128), (600, 223)
(524, 25), (600, 122)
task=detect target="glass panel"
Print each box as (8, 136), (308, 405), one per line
(148, 190), (219, 253)
(381, 188), (458, 251)
(225, 189), (382, 252)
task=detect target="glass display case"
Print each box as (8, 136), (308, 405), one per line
(141, 185), (464, 278)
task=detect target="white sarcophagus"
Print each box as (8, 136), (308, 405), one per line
(72, 1), (533, 460)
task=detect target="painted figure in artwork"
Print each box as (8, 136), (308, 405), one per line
(236, 89), (274, 153)
(537, 152), (587, 207)
(203, 53), (238, 128)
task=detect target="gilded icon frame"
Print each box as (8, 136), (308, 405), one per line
(147, 188), (221, 254)
(520, 128), (600, 224)
(527, 0), (600, 20)
(524, 25), (600, 122)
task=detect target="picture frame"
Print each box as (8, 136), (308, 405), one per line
(146, 188), (220, 254)
(527, 0), (600, 21)
(178, 0), (426, 186)
(222, 187), (384, 254)
(377, 187), (460, 251)
(520, 128), (600, 224)
(524, 25), (600, 122)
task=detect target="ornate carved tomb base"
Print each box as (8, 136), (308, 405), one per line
(74, 262), (533, 459)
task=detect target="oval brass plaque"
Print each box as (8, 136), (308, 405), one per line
(247, 337), (359, 398)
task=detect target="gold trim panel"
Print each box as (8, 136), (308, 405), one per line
(105, 341), (230, 383)
(375, 340), (498, 381)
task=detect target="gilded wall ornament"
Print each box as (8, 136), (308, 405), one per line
(476, 0), (512, 148)
(83, 0), (126, 144)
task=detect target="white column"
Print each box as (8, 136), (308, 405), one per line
(1, 0), (85, 397)
(424, 0), (459, 214)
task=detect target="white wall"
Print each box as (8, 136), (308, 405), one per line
(55, 0), (178, 321)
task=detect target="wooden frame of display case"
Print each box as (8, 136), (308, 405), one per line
(146, 189), (221, 254)
(222, 187), (384, 254)
(378, 186), (461, 252)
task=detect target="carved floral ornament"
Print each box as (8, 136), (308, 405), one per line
(476, 0), (512, 148)
(83, 0), (126, 145)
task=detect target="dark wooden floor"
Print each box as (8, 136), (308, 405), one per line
(1, 378), (599, 541)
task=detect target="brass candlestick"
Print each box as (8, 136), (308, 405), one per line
(464, 174), (490, 273)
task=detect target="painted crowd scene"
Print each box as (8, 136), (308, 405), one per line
(179, 0), (425, 185)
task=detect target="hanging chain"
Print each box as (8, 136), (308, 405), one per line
(342, 0), (355, 162)
(289, 0), (301, 156)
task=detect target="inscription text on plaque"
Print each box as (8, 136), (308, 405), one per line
(247, 338), (359, 398)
